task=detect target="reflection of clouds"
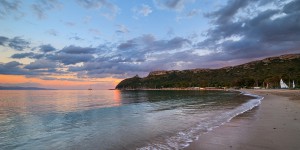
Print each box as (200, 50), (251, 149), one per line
(0, 90), (147, 149)
(53, 90), (80, 113)
(0, 90), (129, 149)
(118, 90), (149, 104)
(0, 90), (31, 117)
(0, 90), (127, 117)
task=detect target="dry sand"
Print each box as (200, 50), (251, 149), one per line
(185, 89), (300, 150)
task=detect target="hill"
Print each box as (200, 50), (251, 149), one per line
(0, 86), (55, 90)
(116, 54), (300, 89)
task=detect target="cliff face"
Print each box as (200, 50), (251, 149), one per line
(116, 54), (300, 89)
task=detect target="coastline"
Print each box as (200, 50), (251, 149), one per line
(116, 87), (228, 91)
(185, 89), (300, 150)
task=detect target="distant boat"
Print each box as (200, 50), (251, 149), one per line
(88, 85), (92, 90)
(293, 80), (295, 88)
(280, 79), (289, 89)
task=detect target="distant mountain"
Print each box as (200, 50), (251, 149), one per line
(116, 54), (300, 89)
(0, 86), (55, 90)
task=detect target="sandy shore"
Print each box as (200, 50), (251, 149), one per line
(185, 89), (300, 150)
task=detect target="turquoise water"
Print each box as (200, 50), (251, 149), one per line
(0, 90), (262, 149)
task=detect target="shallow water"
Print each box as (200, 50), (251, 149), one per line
(0, 90), (261, 150)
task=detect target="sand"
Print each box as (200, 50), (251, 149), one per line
(185, 89), (300, 150)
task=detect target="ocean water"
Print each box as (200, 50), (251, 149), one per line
(0, 90), (262, 150)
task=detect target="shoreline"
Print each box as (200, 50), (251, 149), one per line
(116, 87), (228, 91)
(185, 89), (300, 150)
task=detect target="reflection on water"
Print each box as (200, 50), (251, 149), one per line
(113, 90), (121, 105)
(0, 90), (253, 150)
(0, 90), (123, 115)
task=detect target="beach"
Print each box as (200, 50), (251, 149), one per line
(185, 89), (300, 150)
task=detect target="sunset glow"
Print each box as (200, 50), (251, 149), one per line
(0, 75), (121, 89)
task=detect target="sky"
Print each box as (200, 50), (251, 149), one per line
(0, 0), (300, 89)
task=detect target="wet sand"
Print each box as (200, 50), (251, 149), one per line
(185, 89), (300, 150)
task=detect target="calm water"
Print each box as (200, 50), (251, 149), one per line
(0, 90), (262, 150)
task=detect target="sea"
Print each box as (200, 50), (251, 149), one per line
(0, 90), (262, 150)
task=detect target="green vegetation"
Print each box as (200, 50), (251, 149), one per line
(116, 54), (300, 89)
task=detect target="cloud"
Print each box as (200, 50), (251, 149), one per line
(42, 45), (97, 65)
(11, 52), (35, 59)
(64, 21), (76, 26)
(0, 61), (29, 75)
(0, 36), (30, 51)
(2, 61), (22, 68)
(197, 0), (300, 62)
(46, 29), (59, 36)
(47, 53), (94, 65)
(186, 9), (200, 17)
(139, 4), (152, 16)
(283, 0), (300, 14)
(69, 36), (84, 41)
(68, 60), (148, 78)
(31, 0), (62, 19)
(77, 0), (109, 9)
(76, 0), (119, 19)
(133, 4), (153, 17)
(40, 76), (85, 82)
(24, 59), (57, 70)
(83, 16), (92, 23)
(59, 45), (96, 54)
(69, 50), (202, 78)
(31, 54), (45, 59)
(66, 0), (299, 78)
(116, 24), (129, 34)
(0, 0), (23, 19)
(207, 0), (254, 24)
(67, 35), (194, 78)
(39, 44), (56, 53)
(6, 37), (30, 51)
(1, 58), (62, 76)
(115, 34), (191, 64)
(89, 28), (101, 35)
(0, 36), (9, 45)
(154, 0), (193, 11)
(176, 8), (200, 21)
